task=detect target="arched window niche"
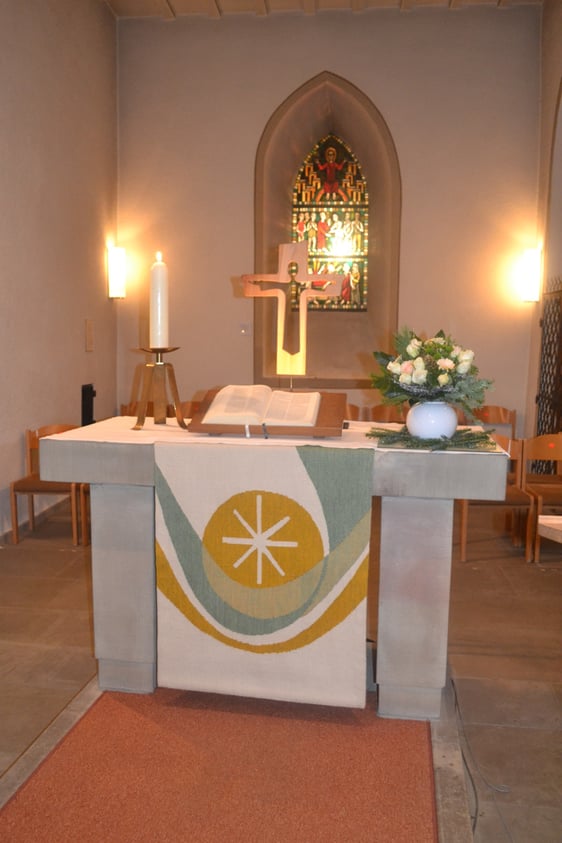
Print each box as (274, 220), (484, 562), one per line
(254, 71), (401, 389)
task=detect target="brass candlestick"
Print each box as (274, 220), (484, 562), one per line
(133, 347), (188, 430)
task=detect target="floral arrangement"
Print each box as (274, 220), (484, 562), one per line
(371, 327), (492, 419)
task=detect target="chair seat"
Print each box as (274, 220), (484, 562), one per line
(12, 473), (74, 494)
(526, 482), (562, 504)
(505, 486), (535, 507)
(464, 483), (531, 509)
(10, 425), (80, 544)
(537, 515), (562, 544)
(525, 473), (562, 485)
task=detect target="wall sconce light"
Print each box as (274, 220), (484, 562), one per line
(107, 245), (127, 299)
(517, 247), (542, 302)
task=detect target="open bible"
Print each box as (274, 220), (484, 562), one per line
(202, 384), (321, 427)
(188, 385), (347, 437)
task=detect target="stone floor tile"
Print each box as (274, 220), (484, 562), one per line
(448, 652), (562, 684)
(453, 677), (561, 729)
(0, 685), (79, 761)
(0, 642), (95, 687)
(461, 724), (562, 807)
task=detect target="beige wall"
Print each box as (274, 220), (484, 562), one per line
(1, 2), (557, 535)
(0, 1), (117, 534)
(116, 7), (541, 431)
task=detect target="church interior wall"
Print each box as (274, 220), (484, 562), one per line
(116, 7), (541, 425)
(1, 1), (559, 534)
(0, 0), (117, 534)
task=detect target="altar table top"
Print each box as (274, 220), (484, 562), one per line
(40, 416), (508, 501)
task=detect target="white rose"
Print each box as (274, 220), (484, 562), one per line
(412, 368), (427, 385)
(406, 338), (422, 357)
(438, 373), (450, 387)
(457, 349), (474, 364)
(456, 361), (471, 375)
(387, 360), (402, 375)
(399, 372), (412, 385)
(413, 356), (425, 370)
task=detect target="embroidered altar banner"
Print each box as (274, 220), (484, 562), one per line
(155, 442), (373, 708)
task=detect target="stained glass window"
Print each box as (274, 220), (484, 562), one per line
(291, 134), (368, 311)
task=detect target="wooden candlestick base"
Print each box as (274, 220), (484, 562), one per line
(133, 347), (188, 430)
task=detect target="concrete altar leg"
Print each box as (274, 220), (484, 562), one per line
(376, 496), (454, 719)
(90, 484), (156, 693)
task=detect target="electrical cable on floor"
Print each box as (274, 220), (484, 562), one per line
(451, 677), (480, 832)
(451, 676), (514, 841)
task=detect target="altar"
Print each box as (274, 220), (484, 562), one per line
(40, 416), (507, 720)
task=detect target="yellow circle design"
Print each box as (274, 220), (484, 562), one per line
(202, 490), (324, 589)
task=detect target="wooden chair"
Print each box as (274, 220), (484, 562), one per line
(472, 405), (517, 439)
(459, 434), (534, 563)
(365, 403), (407, 423)
(345, 403), (361, 420)
(10, 425), (80, 544)
(522, 432), (562, 563)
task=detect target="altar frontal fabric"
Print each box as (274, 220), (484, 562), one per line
(154, 443), (373, 707)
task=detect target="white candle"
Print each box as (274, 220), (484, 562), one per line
(149, 251), (169, 349)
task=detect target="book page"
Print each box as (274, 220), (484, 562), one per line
(202, 384), (272, 425)
(264, 391), (321, 427)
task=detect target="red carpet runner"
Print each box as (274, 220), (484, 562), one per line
(0, 689), (438, 842)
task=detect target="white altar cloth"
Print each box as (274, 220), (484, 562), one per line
(49, 415), (381, 448)
(154, 441), (374, 708)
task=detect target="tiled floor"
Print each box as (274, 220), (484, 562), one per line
(0, 507), (96, 778)
(447, 505), (562, 843)
(0, 502), (561, 842)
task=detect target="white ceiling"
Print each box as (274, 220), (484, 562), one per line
(104, 0), (541, 22)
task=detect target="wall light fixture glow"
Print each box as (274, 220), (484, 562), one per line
(515, 247), (542, 303)
(107, 245), (127, 299)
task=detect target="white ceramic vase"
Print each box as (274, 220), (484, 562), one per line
(406, 401), (458, 440)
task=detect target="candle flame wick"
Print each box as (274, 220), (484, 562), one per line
(155, 251), (163, 262)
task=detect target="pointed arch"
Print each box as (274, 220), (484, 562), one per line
(254, 71), (401, 388)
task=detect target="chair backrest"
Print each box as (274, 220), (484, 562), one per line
(491, 433), (524, 486)
(366, 403), (406, 423)
(26, 425), (77, 474)
(345, 403), (361, 420)
(522, 433), (562, 485)
(472, 405), (516, 439)
(179, 401), (195, 418)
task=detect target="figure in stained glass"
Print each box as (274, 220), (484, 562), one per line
(315, 145), (348, 202)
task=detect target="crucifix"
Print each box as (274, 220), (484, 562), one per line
(242, 242), (342, 376)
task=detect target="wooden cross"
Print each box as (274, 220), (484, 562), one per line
(242, 242), (342, 376)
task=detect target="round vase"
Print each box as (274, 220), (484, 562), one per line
(406, 401), (458, 440)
